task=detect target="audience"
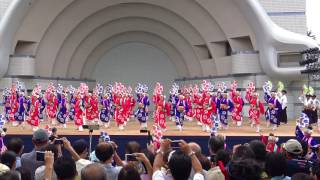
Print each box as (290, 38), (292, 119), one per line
(0, 151), (17, 170)
(21, 129), (49, 180)
(282, 139), (312, 176)
(81, 163), (108, 180)
(0, 127), (319, 180)
(6, 138), (24, 169)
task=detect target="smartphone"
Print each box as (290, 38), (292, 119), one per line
(54, 138), (63, 145)
(171, 140), (181, 149)
(125, 154), (138, 161)
(36, 151), (45, 161)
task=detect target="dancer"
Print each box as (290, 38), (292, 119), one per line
(193, 85), (203, 126)
(14, 90), (26, 126)
(153, 83), (170, 130)
(135, 84), (150, 130)
(45, 83), (58, 125)
(99, 93), (112, 128)
(26, 85), (41, 131)
(264, 81), (282, 131)
(200, 80), (215, 132)
(217, 83), (233, 130)
(175, 93), (188, 131)
(67, 85), (76, 121)
(56, 91), (68, 128)
(230, 80), (244, 127)
(277, 82), (288, 124)
(38, 93), (46, 122)
(246, 82), (264, 133)
(113, 82), (125, 130)
(295, 125), (318, 160)
(2, 88), (12, 123)
(261, 133), (280, 153)
(168, 83), (179, 122)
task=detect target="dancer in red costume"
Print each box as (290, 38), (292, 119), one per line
(45, 83), (58, 125)
(230, 81), (244, 127)
(26, 85), (41, 131)
(153, 83), (170, 130)
(84, 93), (95, 123)
(91, 92), (99, 123)
(193, 85), (203, 127)
(184, 86), (194, 121)
(10, 84), (19, 126)
(74, 92), (84, 131)
(245, 82), (265, 133)
(199, 80), (216, 132)
(113, 83), (126, 130)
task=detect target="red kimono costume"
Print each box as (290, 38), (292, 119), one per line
(202, 93), (214, 126)
(245, 92), (265, 124)
(84, 96), (95, 121)
(154, 98), (170, 129)
(74, 97), (84, 126)
(122, 96), (131, 121)
(230, 91), (244, 122)
(185, 96), (194, 119)
(114, 95), (125, 126)
(46, 94), (58, 119)
(91, 95), (99, 120)
(194, 94), (203, 124)
(10, 93), (18, 122)
(129, 96), (136, 116)
(27, 96), (40, 126)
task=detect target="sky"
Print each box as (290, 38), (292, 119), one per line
(306, 0), (320, 44)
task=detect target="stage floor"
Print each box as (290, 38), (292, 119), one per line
(3, 119), (320, 137)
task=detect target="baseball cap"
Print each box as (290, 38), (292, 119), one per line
(283, 139), (302, 155)
(32, 129), (49, 143)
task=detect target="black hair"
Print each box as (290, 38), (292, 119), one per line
(311, 160), (320, 179)
(216, 149), (231, 166)
(168, 150), (192, 180)
(232, 145), (255, 161)
(249, 140), (267, 162)
(6, 137), (24, 155)
(291, 173), (313, 180)
(118, 164), (141, 180)
(44, 144), (59, 160)
(265, 153), (287, 177)
(281, 90), (287, 94)
(0, 151), (16, 169)
(208, 136), (225, 154)
(54, 156), (77, 180)
(72, 139), (88, 155)
(229, 158), (262, 180)
(95, 142), (114, 162)
(125, 141), (141, 154)
(196, 154), (211, 171)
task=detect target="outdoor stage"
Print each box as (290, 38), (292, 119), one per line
(3, 119), (319, 156)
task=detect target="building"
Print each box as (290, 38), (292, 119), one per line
(0, 0), (318, 119)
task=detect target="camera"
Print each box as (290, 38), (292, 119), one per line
(36, 151), (45, 161)
(125, 154), (138, 161)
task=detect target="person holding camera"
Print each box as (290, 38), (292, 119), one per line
(153, 139), (204, 180)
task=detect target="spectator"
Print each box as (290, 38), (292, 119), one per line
(6, 137), (24, 169)
(118, 164), (141, 180)
(0, 151), (16, 170)
(282, 139), (312, 176)
(81, 163), (107, 180)
(311, 160), (320, 180)
(21, 129), (49, 180)
(54, 157), (78, 180)
(228, 158), (262, 180)
(249, 140), (268, 179)
(208, 135), (225, 155)
(291, 173), (313, 180)
(95, 142), (123, 180)
(0, 163), (10, 175)
(265, 153), (290, 180)
(0, 170), (20, 180)
(153, 139), (204, 180)
(206, 149), (231, 180)
(49, 127), (58, 142)
(125, 141), (141, 154)
(71, 139), (92, 174)
(35, 144), (58, 180)
(232, 144), (255, 161)
(188, 142), (202, 156)
(16, 167), (32, 180)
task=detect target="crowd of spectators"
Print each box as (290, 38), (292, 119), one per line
(0, 128), (319, 180)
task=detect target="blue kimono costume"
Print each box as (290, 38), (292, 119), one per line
(14, 95), (25, 122)
(211, 96), (220, 133)
(217, 97), (233, 125)
(175, 99), (189, 126)
(57, 97), (67, 124)
(68, 95), (76, 121)
(295, 125), (318, 160)
(3, 96), (11, 122)
(100, 98), (111, 123)
(38, 97), (46, 120)
(25, 98), (31, 116)
(169, 95), (178, 117)
(264, 94), (282, 125)
(135, 94), (150, 123)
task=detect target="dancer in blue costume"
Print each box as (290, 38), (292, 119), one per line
(264, 90), (282, 131)
(57, 92), (67, 128)
(175, 94), (189, 131)
(100, 93), (112, 128)
(217, 91), (233, 130)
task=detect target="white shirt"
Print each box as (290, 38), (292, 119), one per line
(278, 94), (287, 109)
(152, 170), (204, 180)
